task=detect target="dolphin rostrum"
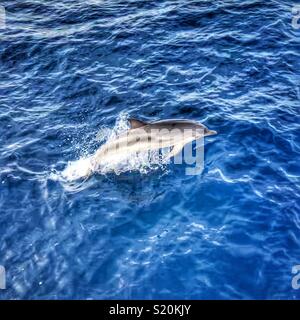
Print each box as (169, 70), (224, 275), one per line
(63, 118), (217, 180)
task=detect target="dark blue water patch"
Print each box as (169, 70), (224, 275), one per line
(0, 0), (300, 299)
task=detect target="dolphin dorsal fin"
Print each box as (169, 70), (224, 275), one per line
(128, 118), (148, 129)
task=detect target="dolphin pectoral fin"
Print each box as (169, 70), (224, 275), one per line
(128, 118), (148, 129)
(164, 144), (184, 160)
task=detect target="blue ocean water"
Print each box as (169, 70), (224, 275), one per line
(0, 0), (300, 300)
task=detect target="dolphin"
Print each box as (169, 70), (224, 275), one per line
(62, 118), (217, 180)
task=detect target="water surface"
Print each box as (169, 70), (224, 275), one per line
(0, 0), (300, 299)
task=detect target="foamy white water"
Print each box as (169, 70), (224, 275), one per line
(61, 158), (93, 181)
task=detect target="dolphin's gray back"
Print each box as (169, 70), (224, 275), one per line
(142, 119), (202, 132)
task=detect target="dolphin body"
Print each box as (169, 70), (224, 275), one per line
(63, 118), (217, 180)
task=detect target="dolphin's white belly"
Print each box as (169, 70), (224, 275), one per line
(91, 131), (187, 169)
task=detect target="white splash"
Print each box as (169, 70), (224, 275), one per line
(59, 113), (168, 181)
(61, 158), (93, 181)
